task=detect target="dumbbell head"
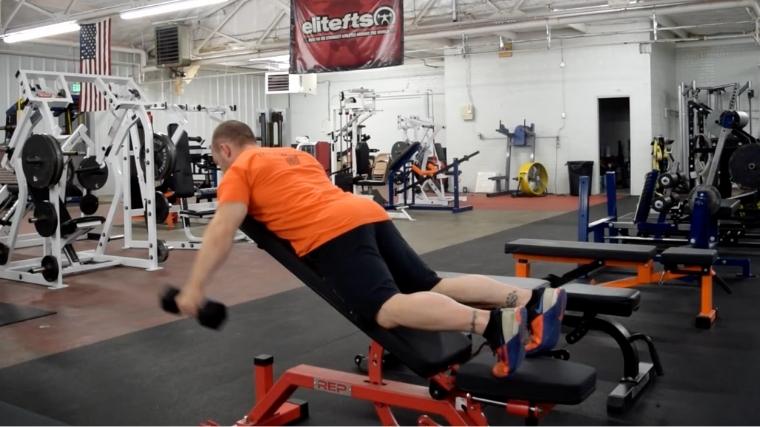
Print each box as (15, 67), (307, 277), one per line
(160, 286), (227, 330)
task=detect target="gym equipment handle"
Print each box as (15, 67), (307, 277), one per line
(160, 286), (227, 330)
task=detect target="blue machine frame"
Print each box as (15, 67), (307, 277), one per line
(577, 172), (751, 277)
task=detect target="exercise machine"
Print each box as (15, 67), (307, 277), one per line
(488, 121), (548, 197)
(0, 70), (173, 289)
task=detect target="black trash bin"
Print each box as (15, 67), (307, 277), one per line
(567, 161), (594, 196)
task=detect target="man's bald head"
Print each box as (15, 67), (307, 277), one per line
(212, 120), (257, 148)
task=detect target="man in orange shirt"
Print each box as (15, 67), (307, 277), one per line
(176, 120), (566, 377)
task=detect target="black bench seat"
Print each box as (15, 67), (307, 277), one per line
(505, 238), (657, 262)
(456, 357), (596, 405)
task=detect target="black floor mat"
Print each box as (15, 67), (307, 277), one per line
(0, 303), (55, 327)
(0, 198), (758, 425)
(0, 400), (66, 426)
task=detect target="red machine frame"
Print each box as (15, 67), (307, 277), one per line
(222, 341), (553, 426)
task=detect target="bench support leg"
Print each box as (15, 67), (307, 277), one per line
(515, 260), (530, 277)
(696, 273), (717, 329)
(564, 314), (660, 412)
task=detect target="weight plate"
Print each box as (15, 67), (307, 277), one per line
(41, 255), (59, 282)
(33, 201), (58, 237)
(140, 133), (176, 185)
(729, 144), (760, 189)
(76, 157), (109, 191)
(0, 243), (8, 265)
(80, 193), (99, 215)
(688, 184), (721, 216)
(155, 191), (171, 223)
(21, 134), (64, 189)
(157, 239), (169, 263)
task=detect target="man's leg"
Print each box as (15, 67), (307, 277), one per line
(375, 291), (490, 332)
(373, 221), (566, 356)
(375, 291), (527, 378)
(431, 275), (532, 308)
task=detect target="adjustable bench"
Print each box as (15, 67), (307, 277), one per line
(231, 218), (597, 426)
(505, 238), (722, 329)
(438, 273), (661, 412)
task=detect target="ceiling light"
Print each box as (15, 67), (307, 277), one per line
(2, 21), (80, 44)
(121, 0), (231, 20)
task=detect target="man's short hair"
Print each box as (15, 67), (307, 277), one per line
(212, 120), (256, 147)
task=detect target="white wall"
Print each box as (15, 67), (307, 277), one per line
(143, 72), (265, 141)
(444, 41), (653, 195)
(651, 44), (678, 142)
(275, 64), (445, 154)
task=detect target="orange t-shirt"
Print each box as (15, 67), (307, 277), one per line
(217, 147), (390, 256)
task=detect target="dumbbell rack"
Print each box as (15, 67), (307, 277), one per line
(0, 70), (168, 289)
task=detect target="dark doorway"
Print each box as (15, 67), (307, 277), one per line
(598, 97), (631, 190)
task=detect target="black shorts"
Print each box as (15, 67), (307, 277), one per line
(304, 220), (441, 320)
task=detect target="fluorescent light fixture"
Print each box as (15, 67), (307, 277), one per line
(249, 55), (290, 63)
(121, 0), (231, 20)
(2, 21), (80, 44)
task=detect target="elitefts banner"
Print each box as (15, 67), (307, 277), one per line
(290, 0), (404, 74)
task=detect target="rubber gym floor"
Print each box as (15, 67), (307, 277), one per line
(0, 194), (758, 426)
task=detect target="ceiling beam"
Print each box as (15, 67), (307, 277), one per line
(2, 1), (26, 32)
(510, 0), (527, 16)
(256, 9), (287, 46)
(197, 24), (247, 45)
(64, 0), (79, 15)
(195, 0), (251, 53)
(657, 15), (690, 39)
(567, 23), (588, 33)
(21, 1), (55, 18)
(413, 0), (438, 26)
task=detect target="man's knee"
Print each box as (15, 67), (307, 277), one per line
(375, 294), (405, 329)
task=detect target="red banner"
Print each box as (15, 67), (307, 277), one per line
(290, 0), (404, 74)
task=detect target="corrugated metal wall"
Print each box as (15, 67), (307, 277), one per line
(143, 73), (266, 142)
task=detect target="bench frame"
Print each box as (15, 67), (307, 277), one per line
(512, 253), (718, 328)
(231, 341), (553, 426)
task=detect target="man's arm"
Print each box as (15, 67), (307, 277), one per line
(177, 202), (248, 316)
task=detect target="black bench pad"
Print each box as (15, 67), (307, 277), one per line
(505, 239), (657, 262)
(660, 247), (717, 268)
(456, 357), (596, 405)
(563, 283), (640, 317)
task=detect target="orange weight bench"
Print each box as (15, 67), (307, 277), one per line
(504, 239), (721, 329)
(222, 218), (597, 426)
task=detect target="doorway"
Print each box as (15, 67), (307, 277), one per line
(598, 97), (630, 191)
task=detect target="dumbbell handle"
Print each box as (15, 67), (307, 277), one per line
(160, 286), (227, 330)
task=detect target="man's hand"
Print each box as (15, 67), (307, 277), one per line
(176, 286), (205, 317)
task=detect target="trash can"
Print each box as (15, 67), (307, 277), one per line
(567, 161), (594, 196)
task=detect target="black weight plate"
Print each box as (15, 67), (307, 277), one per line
(157, 239), (169, 263)
(729, 144), (760, 189)
(80, 193), (99, 215)
(155, 192), (171, 223)
(0, 243), (8, 265)
(22, 134), (64, 189)
(76, 156), (109, 191)
(140, 133), (176, 185)
(41, 255), (59, 282)
(689, 184), (721, 215)
(33, 201), (58, 237)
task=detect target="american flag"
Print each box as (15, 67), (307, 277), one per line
(79, 18), (111, 112)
